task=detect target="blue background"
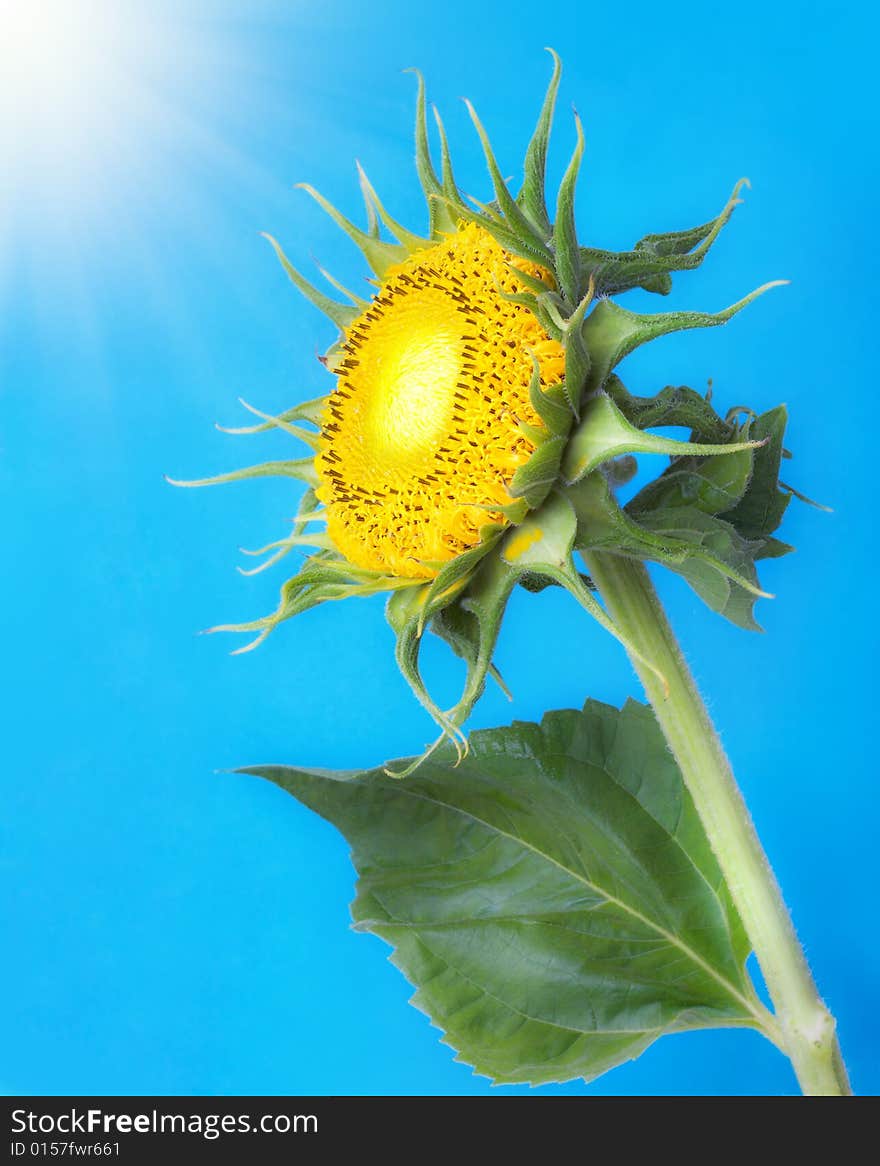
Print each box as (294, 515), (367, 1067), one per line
(2, 0), (877, 1095)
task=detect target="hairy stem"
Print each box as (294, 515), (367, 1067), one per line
(582, 550), (851, 1096)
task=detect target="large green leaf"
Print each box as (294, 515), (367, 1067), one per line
(244, 699), (768, 1085)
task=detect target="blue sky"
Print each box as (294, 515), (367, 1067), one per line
(1, 0), (877, 1094)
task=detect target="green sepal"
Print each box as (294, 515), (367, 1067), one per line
(437, 500), (586, 734)
(552, 112), (585, 306)
(357, 159), (381, 239)
(429, 602), (512, 701)
(214, 399), (321, 450)
(439, 195), (558, 271)
(432, 106), (469, 223)
(355, 162), (431, 253)
(409, 69), (460, 236)
(216, 395), (328, 436)
(296, 183), (409, 278)
(509, 264), (556, 298)
(436, 495), (667, 742)
(311, 260), (371, 310)
(510, 435), (568, 508)
(432, 555), (519, 739)
(518, 48), (561, 234)
(261, 233), (358, 332)
(578, 179), (749, 298)
(562, 287), (593, 413)
(235, 488), (324, 578)
(212, 552), (412, 653)
(528, 360), (573, 437)
(383, 502), (579, 766)
(543, 288), (593, 414)
(581, 280), (786, 396)
(386, 586), (465, 754)
(165, 457), (319, 491)
(561, 393), (761, 485)
(417, 526), (505, 631)
(778, 479), (831, 513)
(497, 286), (563, 342)
(464, 99), (554, 262)
(387, 489), (679, 765)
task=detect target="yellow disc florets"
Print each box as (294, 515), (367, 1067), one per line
(316, 222), (565, 577)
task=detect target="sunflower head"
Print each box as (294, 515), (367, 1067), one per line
(171, 52), (798, 771)
(317, 221), (565, 579)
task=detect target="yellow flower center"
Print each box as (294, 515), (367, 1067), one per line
(316, 222), (566, 578)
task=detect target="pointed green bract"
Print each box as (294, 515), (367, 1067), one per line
(562, 392), (763, 485)
(410, 70), (460, 236)
(296, 183), (409, 277)
(510, 436), (568, 508)
(581, 281), (787, 396)
(312, 260), (371, 310)
(261, 233), (358, 331)
(579, 179), (751, 298)
(166, 458), (319, 490)
(355, 162), (430, 252)
(527, 359), (573, 436)
(216, 395), (328, 436)
(221, 399), (321, 450)
(465, 99), (553, 263)
(553, 112), (585, 306)
(557, 284), (593, 414)
(519, 48), (562, 232)
(432, 107), (466, 217)
(384, 492), (677, 761)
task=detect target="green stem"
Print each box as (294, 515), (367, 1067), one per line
(582, 550), (851, 1097)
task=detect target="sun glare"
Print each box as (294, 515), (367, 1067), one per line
(1, 1), (170, 192)
(0, 1), (287, 356)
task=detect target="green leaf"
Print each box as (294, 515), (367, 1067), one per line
(605, 377), (733, 444)
(635, 506), (768, 631)
(577, 179), (749, 298)
(569, 472), (771, 630)
(626, 443), (755, 517)
(245, 699), (764, 1086)
(723, 406), (791, 543)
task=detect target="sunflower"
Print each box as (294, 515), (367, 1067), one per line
(171, 52), (781, 767)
